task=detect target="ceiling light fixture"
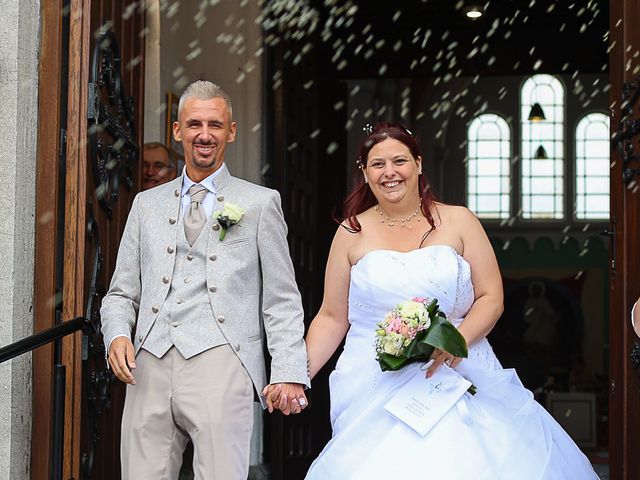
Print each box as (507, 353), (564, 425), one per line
(465, 7), (483, 19)
(528, 103), (546, 121)
(534, 145), (548, 160)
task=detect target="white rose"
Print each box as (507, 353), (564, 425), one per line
(398, 301), (428, 323)
(382, 333), (404, 356)
(221, 202), (245, 222)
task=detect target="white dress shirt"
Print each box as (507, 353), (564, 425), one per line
(180, 163), (227, 219)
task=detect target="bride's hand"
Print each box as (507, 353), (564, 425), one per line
(426, 348), (461, 378)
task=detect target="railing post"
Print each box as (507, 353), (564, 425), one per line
(51, 361), (65, 480)
(0, 316), (94, 479)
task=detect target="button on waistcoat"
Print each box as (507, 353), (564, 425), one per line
(141, 216), (227, 359)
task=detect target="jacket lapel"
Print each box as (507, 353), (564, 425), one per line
(207, 165), (234, 250)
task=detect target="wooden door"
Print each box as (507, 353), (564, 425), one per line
(32, 1), (69, 477)
(78, 2), (145, 478)
(265, 40), (323, 479)
(32, 1), (145, 479)
(265, 32), (349, 477)
(608, 0), (640, 478)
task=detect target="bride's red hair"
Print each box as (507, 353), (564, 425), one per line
(337, 122), (438, 233)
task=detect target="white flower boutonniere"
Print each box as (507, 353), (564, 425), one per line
(213, 202), (245, 240)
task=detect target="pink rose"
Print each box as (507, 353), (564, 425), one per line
(386, 316), (402, 333)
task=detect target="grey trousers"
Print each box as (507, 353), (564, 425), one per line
(120, 345), (254, 480)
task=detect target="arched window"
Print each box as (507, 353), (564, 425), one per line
(521, 74), (564, 219)
(575, 113), (610, 220)
(467, 113), (511, 219)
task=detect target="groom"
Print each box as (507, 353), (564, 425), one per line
(101, 80), (309, 479)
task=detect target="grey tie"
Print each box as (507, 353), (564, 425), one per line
(184, 184), (207, 246)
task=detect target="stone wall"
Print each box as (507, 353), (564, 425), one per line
(0, 0), (40, 478)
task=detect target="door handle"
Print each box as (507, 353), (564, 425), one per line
(599, 226), (615, 275)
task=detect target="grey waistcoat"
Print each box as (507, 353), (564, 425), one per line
(142, 217), (227, 358)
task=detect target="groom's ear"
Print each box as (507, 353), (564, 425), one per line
(227, 121), (237, 143)
(173, 121), (182, 142)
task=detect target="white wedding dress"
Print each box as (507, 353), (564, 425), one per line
(306, 245), (599, 479)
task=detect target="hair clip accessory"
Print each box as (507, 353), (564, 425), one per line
(362, 123), (373, 135)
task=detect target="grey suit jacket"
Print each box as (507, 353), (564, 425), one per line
(100, 166), (310, 399)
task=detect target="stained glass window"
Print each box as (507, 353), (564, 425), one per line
(521, 74), (565, 219)
(575, 113), (610, 220)
(467, 114), (511, 219)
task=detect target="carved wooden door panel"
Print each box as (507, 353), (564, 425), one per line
(608, 1), (640, 478)
(78, 2), (145, 479)
(31, 1), (144, 479)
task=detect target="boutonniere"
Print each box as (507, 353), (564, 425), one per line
(213, 202), (245, 240)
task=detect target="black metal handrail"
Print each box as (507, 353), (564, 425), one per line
(0, 316), (95, 480)
(0, 316), (94, 364)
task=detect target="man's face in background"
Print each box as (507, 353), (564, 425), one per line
(142, 145), (176, 190)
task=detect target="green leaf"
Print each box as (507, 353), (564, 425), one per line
(426, 298), (439, 316)
(403, 336), (421, 357)
(420, 322), (469, 358)
(428, 313), (450, 329)
(413, 341), (435, 358)
(378, 353), (408, 371)
(425, 298), (445, 316)
(405, 331), (433, 357)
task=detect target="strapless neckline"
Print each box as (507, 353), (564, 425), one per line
(353, 244), (467, 270)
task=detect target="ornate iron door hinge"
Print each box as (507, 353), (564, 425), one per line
(612, 77), (640, 185)
(80, 28), (134, 475)
(87, 30), (138, 218)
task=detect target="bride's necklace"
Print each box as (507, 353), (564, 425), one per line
(374, 204), (422, 228)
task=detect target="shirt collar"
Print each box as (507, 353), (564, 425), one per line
(181, 163), (226, 197)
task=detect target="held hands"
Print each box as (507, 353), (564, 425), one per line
(108, 337), (137, 385)
(261, 383), (308, 415)
(426, 348), (462, 378)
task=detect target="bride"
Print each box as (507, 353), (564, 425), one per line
(268, 122), (599, 479)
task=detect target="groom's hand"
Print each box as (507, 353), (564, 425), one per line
(108, 337), (137, 385)
(262, 384), (282, 413)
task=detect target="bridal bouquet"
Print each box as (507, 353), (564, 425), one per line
(375, 297), (469, 372)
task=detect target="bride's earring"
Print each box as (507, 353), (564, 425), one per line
(364, 175), (369, 184)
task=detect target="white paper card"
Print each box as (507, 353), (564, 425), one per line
(384, 366), (472, 436)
